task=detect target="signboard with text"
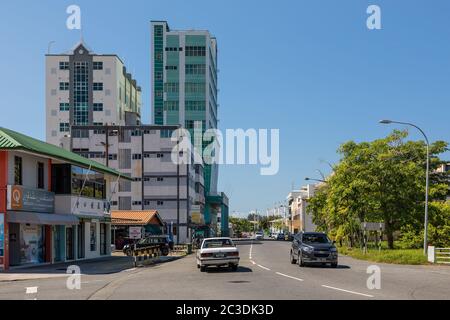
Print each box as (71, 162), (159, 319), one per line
(129, 227), (142, 239)
(7, 185), (54, 213)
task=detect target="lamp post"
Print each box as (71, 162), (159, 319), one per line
(305, 177), (327, 183)
(379, 120), (430, 255)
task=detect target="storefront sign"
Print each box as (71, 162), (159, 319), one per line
(7, 185), (54, 213)
(129, 227), (142, 239)
(0, 213), (4, 264)
(190, 205), (204, 224)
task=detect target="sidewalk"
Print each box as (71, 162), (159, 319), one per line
(0, 252), (183, 282)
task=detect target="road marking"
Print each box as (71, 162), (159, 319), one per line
(321, 285), (374, 298)
(276, 272), (304, 282)
(257, 264), (271, 271)
(250, 260), (256, 265)
(26, 287), (38, 294)
(249, 242), (253, 259)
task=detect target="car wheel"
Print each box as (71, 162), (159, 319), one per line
(200, 266), (207, 272)
(290, 251), (297, 264)
(125, 249), (132, 257)
(231, 264), (238, 272)
(161, 247), (169, 256)
(298, 252), (305, 267)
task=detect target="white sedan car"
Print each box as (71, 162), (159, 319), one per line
(196, 237), (240, 272)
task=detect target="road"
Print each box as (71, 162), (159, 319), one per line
(1, 240), (450, 300)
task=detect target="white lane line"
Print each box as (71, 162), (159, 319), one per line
(257, 264), (271, 271)
(321, 285), (374, 298)
(276, 272), (304, 282)
(249, 242), (253, 259)
(250, 260), (256, 265)
(26, 287), (38, 294)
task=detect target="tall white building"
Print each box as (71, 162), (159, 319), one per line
(46, 41), (142, 147)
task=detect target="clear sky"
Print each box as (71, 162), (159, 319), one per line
(0, 0), (449, 216)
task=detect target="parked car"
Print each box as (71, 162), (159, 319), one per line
(285, 232), (294, 241)
(123, 235), (172, 257)
(290, 232), (338, 268)
(254, 231), (264, 240)
(196, 237), (240, 272)
(276, 233), (285, 241)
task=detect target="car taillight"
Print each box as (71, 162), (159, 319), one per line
(227, 252), (239, 257)
(201, 253), (213, 258)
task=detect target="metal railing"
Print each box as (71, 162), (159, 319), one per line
(435, 248), (450, 264)
(428, 246), (450, 264)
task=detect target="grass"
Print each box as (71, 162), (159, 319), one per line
(338, 246), (429, 265)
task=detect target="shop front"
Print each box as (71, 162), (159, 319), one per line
(6, 185), (78, 267)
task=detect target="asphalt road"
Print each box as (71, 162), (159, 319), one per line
(1, 240), (450, 300)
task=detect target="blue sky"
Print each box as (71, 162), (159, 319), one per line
(0, 0), (449, 216)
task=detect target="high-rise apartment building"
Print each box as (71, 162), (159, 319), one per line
(151, 21), (228, 236)
(46, 41), (142, 147)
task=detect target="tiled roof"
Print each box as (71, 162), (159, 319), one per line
(111, 210), (163, 226)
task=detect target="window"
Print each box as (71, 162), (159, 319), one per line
(37, 162), (44, 189)
(185, 101), (206, 111)
(157, 153), (164, 158)
(132, 201), (142, 206)
(59, 122), (70, 132)
(93, 83), (103, 91)
(157, 177), (164, 182)
(163, 101), (179, 111)
(59, 82), (69, 90)
(164, 82), (179, 93)
(108, 154), (118, 161)
(165, 65), (177, 70)
(59, 103), (70, 111)
(185, 64), (206, 75)
(93, 61), (103, 70)
(185, 82), (205, 94)
(155, 71), (163, 80)
(157, 201), (164, 206)
(59, 62), (70, 70)
(185, 46), (206, 57)
(14, 156), (22, 185)
(132, 154), (142, 160)
(165, 47), (180, 51)
(154, 25), (163, 36)
(93, 103), (103, 111)
(160, 129), (173, 138)
(73, 61), (89, 125)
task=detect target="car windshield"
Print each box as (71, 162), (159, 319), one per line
(202, 239), (233, 249)
(302, 234), (330, 244)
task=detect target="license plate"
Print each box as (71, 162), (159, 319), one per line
(215, 253), (225, 258)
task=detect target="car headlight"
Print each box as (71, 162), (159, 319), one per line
(302, 246), (314, 253)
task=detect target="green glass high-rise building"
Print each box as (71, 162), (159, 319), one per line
(151, 21), (228, 237)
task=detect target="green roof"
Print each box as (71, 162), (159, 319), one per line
(0, 127), (131, 180)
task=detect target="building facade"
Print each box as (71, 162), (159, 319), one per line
(46, 41), (142, 147)
(287, 184), (317, 234)
(0, 127), (127, 270)
(151, 21), (228, 236)
(69, 125), (206, 244)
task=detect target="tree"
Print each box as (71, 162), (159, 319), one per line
(308, 130), (448, 249)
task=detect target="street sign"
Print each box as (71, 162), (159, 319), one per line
(129, 227), (142, 239)
(361, 222), (385, 231)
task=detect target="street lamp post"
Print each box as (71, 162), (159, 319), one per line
(379, 120), (430, 255)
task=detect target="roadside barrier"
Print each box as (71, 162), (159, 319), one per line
(132, 245), (161, 267)
(428, 246), (450, 264)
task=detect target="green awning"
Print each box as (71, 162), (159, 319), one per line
(0, 127), (131, 180)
